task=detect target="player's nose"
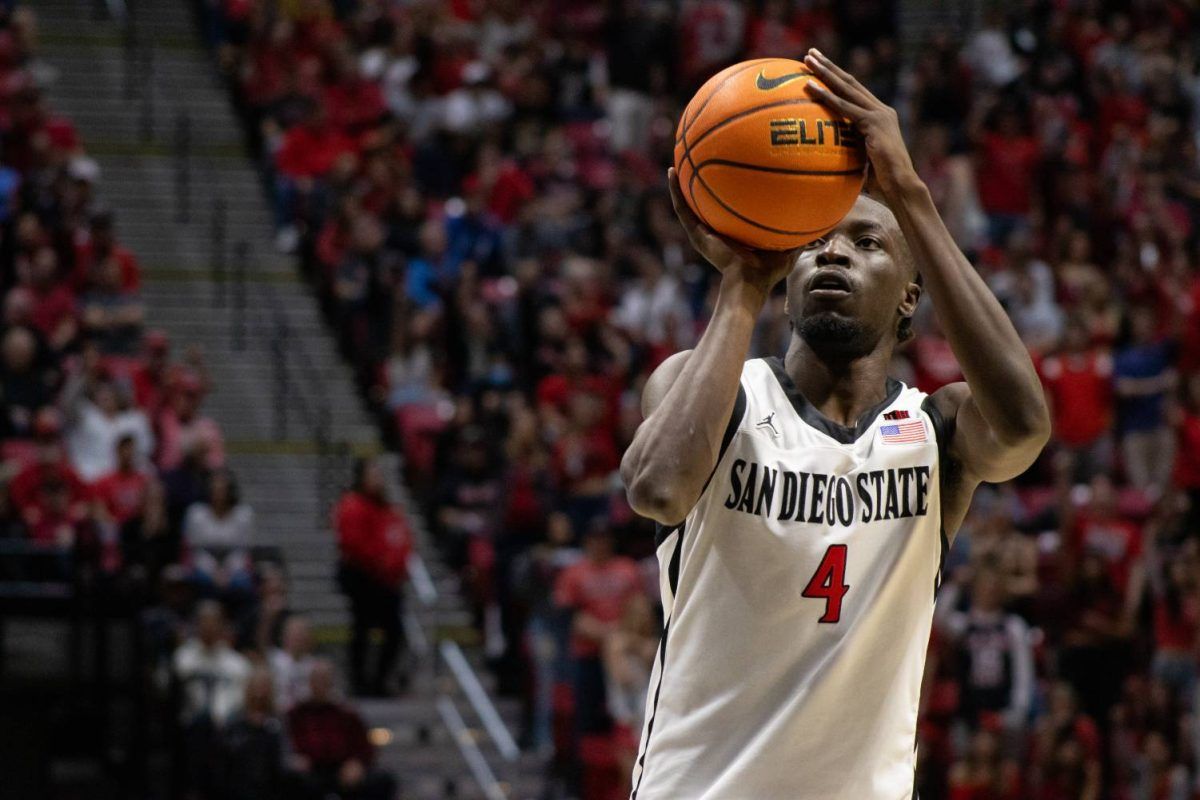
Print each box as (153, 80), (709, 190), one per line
(814, 235), (852, 267)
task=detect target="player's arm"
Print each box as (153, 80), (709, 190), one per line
(621, 169), (794, 526)
(803, 50), (1050, 489)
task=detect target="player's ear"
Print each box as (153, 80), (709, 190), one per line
(898, 279), (921, 320)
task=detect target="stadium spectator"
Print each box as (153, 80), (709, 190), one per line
(334, 457), (411, 696)
(156, 371), (225, 471)
(1114, 305), (1177, 492)
(0, 325), (54, 438)
(286, 658), (395, 800)
(554, 522), (641, 738)
(175, 600), (252, 727)
(939, 563), (1035, 736)
(215, 668), (288, 800)
(602, 592), (657, 794)
(94, 434), (151, 526)
(78, 250), (145, 354)
(162, 440), (213, 537)
(1039, 317), (1114, 483)
(235, 561), (295, 654)
(118, 476), (173, 586)
(64, 377), (153, 482)
(130, 329), (172, 414)
(174, 600), (253, 798)
(11, 408), (90, 523)
(182, 468), (255, 595)
(270, 615), (317, 712)
(70, 209), (141, 293)
(24, 245), (77, 354)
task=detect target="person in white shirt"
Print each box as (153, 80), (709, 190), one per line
(173, 600), (252, 727)
(269, 615), (317, 712)
(174, 600), (253, 797)
(65, 378), (154, 482)
(183, 469), (255, 591)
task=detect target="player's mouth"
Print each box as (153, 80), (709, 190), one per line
(807, 270), (853, 298)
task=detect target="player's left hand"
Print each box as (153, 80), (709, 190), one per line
(802, 48), (919, 199)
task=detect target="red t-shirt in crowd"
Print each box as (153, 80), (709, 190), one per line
(286, 700), (374, 769)
(1039, 351), (1113, 446)
(481, 162), (534, 224)
(71, 240), (141, 293)
(29, 285), (77, 340)
(1174, 413), (1200, 490)
(323, 79), (385, 133)
(10, 460), (92, 519)
(334, 490), (412, 586)
(1069, 512), (1142, 594)
(1153, 593), (1199, 652)
(554, 555), (642, 658)
(275, 124), (357, 180)
(93, 468), (150, 524)
(977, 132), (1040, 215)
(536, 372), (620, 427)
(551, 428), (619, 495)
(131, 364), (165, 414)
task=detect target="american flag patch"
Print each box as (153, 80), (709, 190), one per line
(879, 420), (927, 444)
(883, 410), (910, 420)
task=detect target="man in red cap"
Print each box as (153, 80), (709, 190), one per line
(156, 370), (225, 471)
(132, 329), (171, 415)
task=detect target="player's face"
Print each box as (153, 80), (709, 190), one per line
(785, 195), (919, 357)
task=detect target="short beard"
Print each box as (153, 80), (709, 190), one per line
(797, 313), (877, 360)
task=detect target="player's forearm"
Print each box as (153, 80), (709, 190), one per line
(622, 275), (765, 525)
(885, 177), (1049, 443)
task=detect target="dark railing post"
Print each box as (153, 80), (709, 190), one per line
(272, 324), (287, 441)
(138, 44), (154, 142)
(232, 240), (248, 351)
(211, 197), (227, 308)
(174, 112), (191, 224)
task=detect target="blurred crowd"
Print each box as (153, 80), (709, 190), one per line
(197, 0), (1200, 798)
(0, 4), (403, 799)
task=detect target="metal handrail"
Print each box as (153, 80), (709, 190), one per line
(211, 198), (227, 307)
(253, 278), (346, 523)
(439, 640), (520, 762)
(174, 113), (192, 223)
(437, 696), (509, 800)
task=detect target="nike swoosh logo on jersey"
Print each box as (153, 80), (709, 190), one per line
(755, 69), (809, 91)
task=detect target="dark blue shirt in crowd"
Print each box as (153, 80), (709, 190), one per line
(1113, 340), (1174, 433)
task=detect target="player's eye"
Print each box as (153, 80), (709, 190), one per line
(856, 236), (881, 250)
(803, 237), (826, 251)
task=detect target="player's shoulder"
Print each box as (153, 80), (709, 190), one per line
(641, 351), (763, 417)
(925, 380), (969, 421)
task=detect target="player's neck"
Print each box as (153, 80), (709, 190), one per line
(783, 339), (895, 429)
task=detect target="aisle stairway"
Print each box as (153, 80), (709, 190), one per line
(33, 1), (545, 796)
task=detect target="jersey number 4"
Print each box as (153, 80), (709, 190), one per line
(802, 544), (850, 623)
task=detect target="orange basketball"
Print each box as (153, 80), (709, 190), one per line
(674, 57), (867, 251)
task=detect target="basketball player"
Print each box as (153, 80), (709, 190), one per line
(621, 49), (1050, 799)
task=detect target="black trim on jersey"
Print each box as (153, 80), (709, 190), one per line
(765, 357), (903, 444)
(631, 525), (685, 800)
(701, 384), (747, 495)
(651, 385), (745, 549)
(922, 395), (954, 595)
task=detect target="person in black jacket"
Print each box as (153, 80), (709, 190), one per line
(216, 668), (287, 800)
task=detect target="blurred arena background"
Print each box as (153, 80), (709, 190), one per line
(0, 0), (1198, 798)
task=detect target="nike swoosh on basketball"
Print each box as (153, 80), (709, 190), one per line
(755, 69), (809, 91)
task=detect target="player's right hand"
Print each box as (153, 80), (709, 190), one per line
(667, 167), (796, 292)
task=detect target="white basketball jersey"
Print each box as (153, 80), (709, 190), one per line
(630, 357), (948, 800)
